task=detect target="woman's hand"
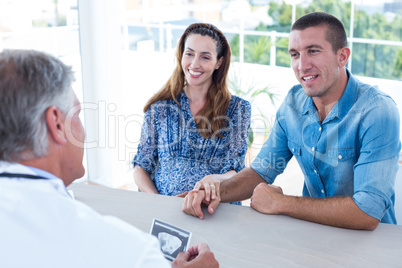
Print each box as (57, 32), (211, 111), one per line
(193, 170), (236, 202)
(193, 174), (222, 203)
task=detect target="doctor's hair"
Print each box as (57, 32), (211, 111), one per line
(0, 49), (75, 161)
(291, 12), (347, 53)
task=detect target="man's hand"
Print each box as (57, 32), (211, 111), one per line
(177, 191), (190, 198)
(182, 189), (221, 220)
(172, 243), (219, 268)
(250, 183), (284, 214)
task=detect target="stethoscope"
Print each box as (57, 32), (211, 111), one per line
(0, 173), (48, 180)
(0, 172), (73, 198)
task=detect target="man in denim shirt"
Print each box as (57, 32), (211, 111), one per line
(182, 12), (401, 230)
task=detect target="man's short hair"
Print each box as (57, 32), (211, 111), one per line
(291, 12), (348, 53)
(0, 49), (75, 161)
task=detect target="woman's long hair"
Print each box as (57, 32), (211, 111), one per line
(143, 23), (232, 139)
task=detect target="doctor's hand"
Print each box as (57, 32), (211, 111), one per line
(172, 243), (219, 268)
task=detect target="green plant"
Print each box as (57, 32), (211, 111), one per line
(245, 36), (271, 64)
(229, 69), (278, 147)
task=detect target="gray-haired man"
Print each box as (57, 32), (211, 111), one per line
(0, 49), (218, 267)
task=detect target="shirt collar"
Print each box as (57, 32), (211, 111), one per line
(0, 161), (60, 181)
(336, 69), (358, 120)
(301, 69), (358, 122)
(0, 161), (36, 174)
(25, 166), (60, 181)
(302, 96), (314, 115)
(0, 161), (72, 198)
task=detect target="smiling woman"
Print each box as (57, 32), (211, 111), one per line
(181, 34), (223, 116)
(132, 23), (251, 202)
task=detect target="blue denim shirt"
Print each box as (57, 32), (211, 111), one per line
(251, 70), (401, 224)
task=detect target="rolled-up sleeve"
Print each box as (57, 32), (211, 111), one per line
(353, 94), (401, 223)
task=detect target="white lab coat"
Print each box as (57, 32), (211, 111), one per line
(0, 161), (169, 268)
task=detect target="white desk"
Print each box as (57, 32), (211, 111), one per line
(68, 183), (402, 268)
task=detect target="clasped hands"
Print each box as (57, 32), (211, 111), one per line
(181, 177), (285, 219)
(179, 174), (222, 220)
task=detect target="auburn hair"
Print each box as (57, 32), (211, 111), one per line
(143, 23), (232, 139)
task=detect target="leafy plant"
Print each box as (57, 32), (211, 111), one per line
(245, 36), (271, 64)
(229, 69), (278, 148)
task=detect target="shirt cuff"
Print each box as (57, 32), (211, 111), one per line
(250, 157), (279, 184)
(132, 158), (155, 174)
(353, 191), (387, 221)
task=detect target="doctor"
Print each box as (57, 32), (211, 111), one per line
(0, 49), (218, 268)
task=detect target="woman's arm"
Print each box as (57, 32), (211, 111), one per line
(132, 105), (160, 194)
(133, 166), (159, 194)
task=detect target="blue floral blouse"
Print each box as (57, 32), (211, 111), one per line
(133, 91), (251, 201)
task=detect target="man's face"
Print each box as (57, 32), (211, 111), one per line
(288, 25), (344, 104)
(63, 93), (85, 185)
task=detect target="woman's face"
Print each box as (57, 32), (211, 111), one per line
(181, 33), (223, 89)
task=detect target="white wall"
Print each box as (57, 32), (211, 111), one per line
(78, 0), (125, 187)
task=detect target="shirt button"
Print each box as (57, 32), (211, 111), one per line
(292, 148), (294, 152)
(314, 170), (317, 174)
(338, 154), (342, 159)
(312, 147), (315, 152)
(319, 127), (322, 131)
(321, 190), (325, 194)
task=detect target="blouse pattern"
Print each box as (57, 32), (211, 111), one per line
(133, 91), (251, 201)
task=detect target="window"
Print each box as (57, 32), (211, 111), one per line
(2, 0), (401, 191)
(0, 0), (86, 181)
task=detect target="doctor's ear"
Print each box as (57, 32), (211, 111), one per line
(46, 106), (67, 145)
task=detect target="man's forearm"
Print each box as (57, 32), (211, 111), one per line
(278, 195), (379, 230)
(220, 167), (265, 203)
